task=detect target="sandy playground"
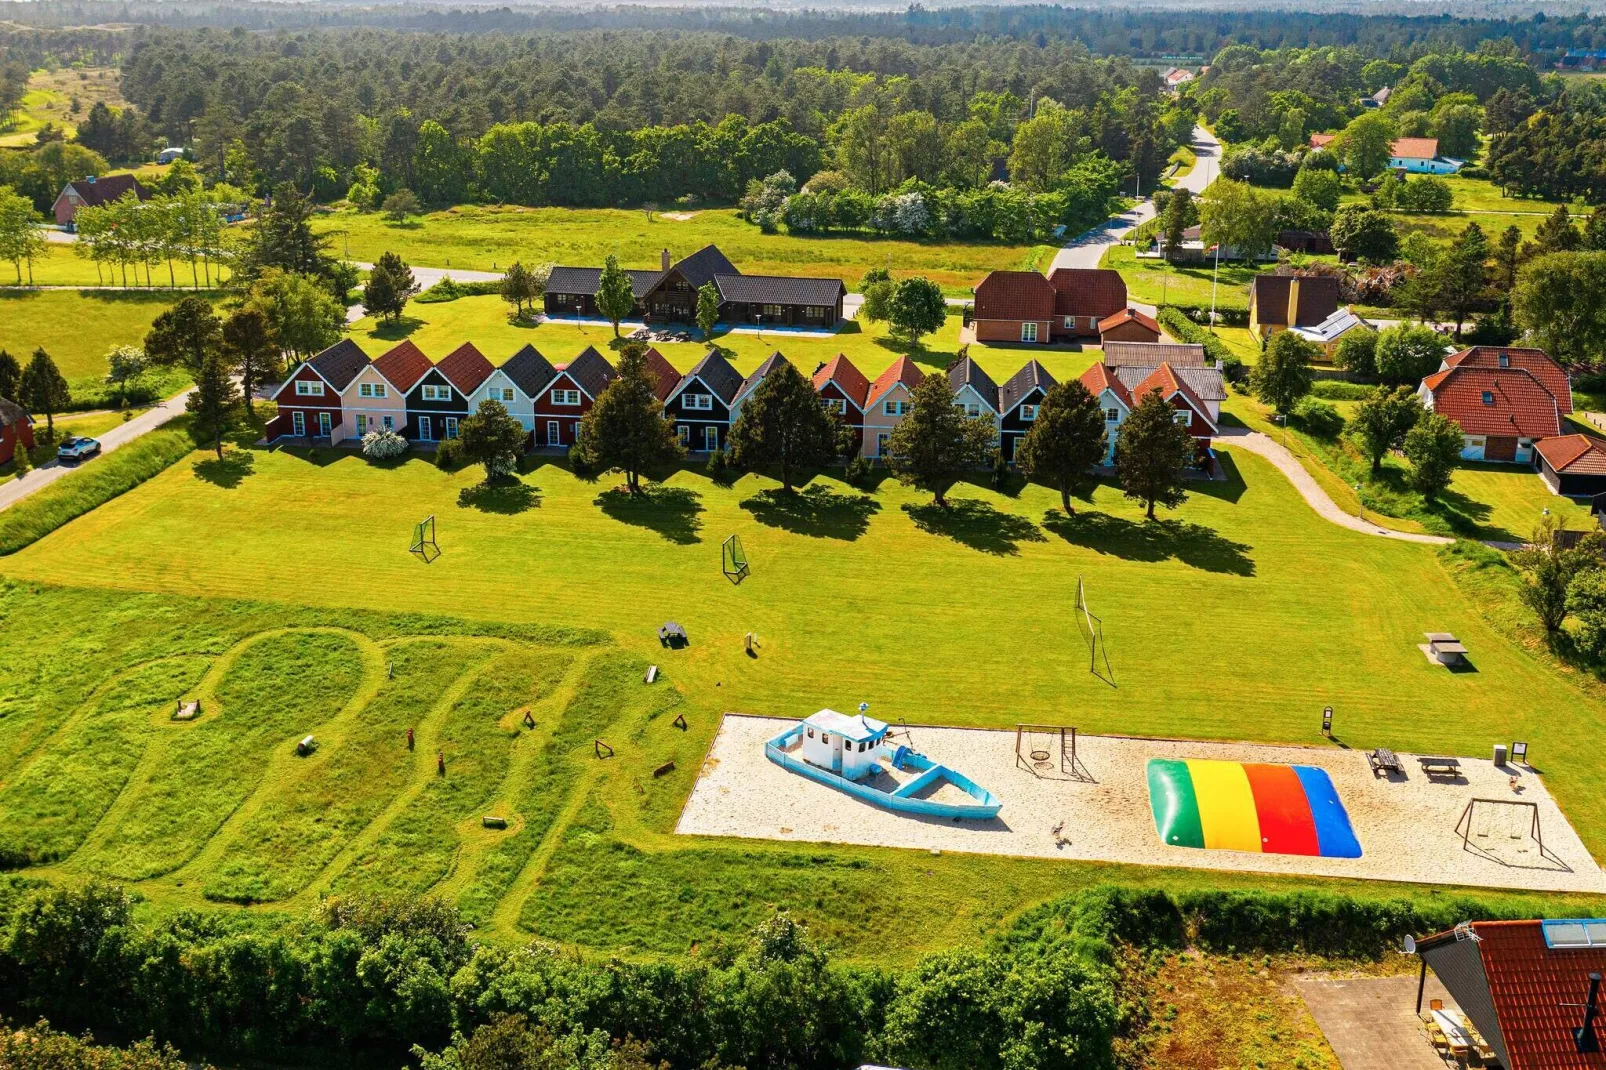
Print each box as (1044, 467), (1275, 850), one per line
(676, 716), (1606, 894)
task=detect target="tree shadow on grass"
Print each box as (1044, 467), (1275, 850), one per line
(458, 478), (541, 514)
(740, 485), (881, 541)
(1042, 510), (1255, 577)
(1427, 484), (1501, 540)
(596, 485), (704, 545)
(904, 499), (1047, 555)
(192, 450), (255, 489)
(369, 316), (424, 341)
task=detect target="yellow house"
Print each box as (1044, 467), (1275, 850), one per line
(1248, 275), (1341, 343)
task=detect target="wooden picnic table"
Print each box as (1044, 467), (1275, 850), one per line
(1431, 1009), (1473, 1058)
(1418, 755), (1462, 777)
(1367, 747), (1404, 777)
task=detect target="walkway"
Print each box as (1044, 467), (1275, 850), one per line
(0, 387), (195, 514)
(1217, 428), (1451, 545)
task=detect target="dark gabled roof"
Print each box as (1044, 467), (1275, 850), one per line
(947, 356), (999, 412)
(1112, 363), (1227, 403)
(1103, 341), (1209, 368)
(547, 266), (662, 300)
(307, 338), (370, 392)
(714, 274), (845, 306)
(60, 174), (151, 209)
(1048, 268), (1128, 319)
(974, 270), (1055, 321)
(643, 347), (680, 403)
(562, 346), (619, 400)
(999, 360), (1057, 414)
(675, 350), (744, 405)
(672, 244), (739, 289)
(373, 339), (433, 392)
(437, 342), (494, 395)
(0, 396), (30, 429)
(738, 351), (792, 401)
(1250, 274), (1341, 327)
(500, 345), (559, 398)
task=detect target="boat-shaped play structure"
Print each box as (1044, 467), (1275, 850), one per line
(765, 709), (1002, 820)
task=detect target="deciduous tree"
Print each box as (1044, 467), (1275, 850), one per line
(595, 253), (636, 338)
(1114, 388), (1194, 520)
(885, 372), (995, 506)
(1251, 331), (1316, 414)
(1348, 386), (1422, 474)
(221, 307), (280, 417)
(1330, 204), (1398, 263)
(1014, 379), (1107, 514)
(575, 343), (684, 494)
(1403, 410), (1463, 502)
(144, 296), (224, 377)
(245, 269), (345, 361)
(696, 281), (721, 342)
(728, 361), (840, 492)
(1514, 513), (1605, 633)
(888, 276), (946, 350)
(104, 345), (148, 409)
(0, 184), (47, 285)
(18, 348), (70, 440)
(499, 261), (545, 320)
(1513, 251), (1606, 365)
(1374, 323), (1446, 385)
(457, 398), (527, 484)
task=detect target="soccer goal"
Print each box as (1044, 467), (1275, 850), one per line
(1454, 797), (1560, 870)
(410, 515), (440, 563)
(1075, 577), (1114, 687)
(722, 534), (749, 584)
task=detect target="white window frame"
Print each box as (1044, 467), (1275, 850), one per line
(1173, 409), (1193, 426)
(417, 416), (434, 442)
(359, 382), (387, 399)
(677, 424), (690, 445)
(546, 420), (561, 446)
(1020, 404), (1038, 422)
(317, 411), (331, 437)
(1021, 322), (1038, 343)
(422, 384), (452, 402)
(444, 416), (459, 439)
(551, 388), (581, 407)
(703, 425), (719, 451)
(683, 393), (713, 412)
(875, 432), (889, 456)
(295, 379), (325, 397)
(356, 414), (368, 435)
(291, 410), (306, 437)
(382, 415), (394, 431)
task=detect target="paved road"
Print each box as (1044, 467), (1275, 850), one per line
(0, 387), (195, 514)
(1051, 124), (1221, 273)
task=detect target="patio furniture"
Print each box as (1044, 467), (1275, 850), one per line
(1425, 632), (1469, 666)
(1419, 755), (1463, 778)
(1368, 747), (1404, 777)
(658, 622), (688, 649)
(1432, 1009), (1473, 1059)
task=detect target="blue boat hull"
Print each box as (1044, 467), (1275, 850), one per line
(765, 725), (1002, 820)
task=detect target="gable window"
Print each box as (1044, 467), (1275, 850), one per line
(1105, 407), (1121, 422)
(1021, 322), (1038, 343)
(359, 382), (386, 399)
(494, 387), (515, 402)
(683, 393), (713, 411)
(1020, 404), (1038, 422)
(956, 401), (983, 418)
(551, 389), (581, 406)
(884, 400), (909, 417)
(1481, 390), (1495, 405)
(421, 384), (451, 402)
(1173, 410), (1193, 426)
(295, 380), (325, 397)
(822, 397), (848, 415)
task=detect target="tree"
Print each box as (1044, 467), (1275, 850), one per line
(861, 275), (896, 322)
(1336, 111), (1396, 179)
(1402, 410), (1463, 502)
(595, 253), (636, 339)
(1374, 324), (1446, 385)
(1348, 386), (1422, 474)
(887, 276), (946, 350)
(1512, 252), (1606, 365)
(1251, 331), (1316, 414)
(575, 343), (684, 494)
(1013, 379), (1107, 514)
(0, 184), (47, 285)
(382, 189), (420, 223)
(1198, 179), (1279, 261)
(0, 348), (19, 400)
(1330, 204), (1398, 263)
(1430, 222), (1490, 337)
(1114, 388), (1194, 520)
(1567, 567), (1606, 659)
(18, 348), (70, 440)
(241, 182), (338, 287)
(696, 281), (721, 341)
(499, 261), (544, 320)
(187, 351), (242, 460)
(1492, 224), (1522, 292)
(245, 269), (345, 361)
(1333, 327), (1378, 377)
(728, 361), (840, 492)
(104, 345), (148, 408)
(457, 398), (527, 484)
(1529, 205), (1581, 256)
(1514, 513), (1604, 633)
(364, 251), (420, 323)
(1162, 186), (1192, 258)
(885, 372), (995, 506)
(144, 296), (224, 377)
(220, 307), (280, 417)
(1290, 168), (1341, 213)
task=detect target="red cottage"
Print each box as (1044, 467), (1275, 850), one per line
(0, 398), (35, 465)
(812, 354), (871, 453)
(267, 339), (370, 442)
(532, 346), (618, 448)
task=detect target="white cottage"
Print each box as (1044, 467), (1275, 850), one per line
(800, 709), (888, 781)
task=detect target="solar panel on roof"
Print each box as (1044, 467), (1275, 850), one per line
(1542, 919), (1606, 948)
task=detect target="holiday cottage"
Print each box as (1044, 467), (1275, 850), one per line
(267, 339), (370, 442)
(947, 356), (1001, 442)
(812, 354), (871, 453)
(663, 350), (743, 453)
(533, 346), (617, 449)
(862, 356), (925, 458)
(997, 360), (1057, 461)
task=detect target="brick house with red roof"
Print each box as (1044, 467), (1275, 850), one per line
(1048, 268), (1128, 339)
(1098, 307), (1163, 345)
(1418, 364), (1564, 464)
(52, 174), (153, 228)
(1442, 347), (1572, 417)
(812, 354), (871, 453)
(972, 270), (1056, 345)
(1415, 918), (1606, 1070)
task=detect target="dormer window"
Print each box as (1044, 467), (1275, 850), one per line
(1498, 354), (1510, 368)
(1482, 391), (1495, 405)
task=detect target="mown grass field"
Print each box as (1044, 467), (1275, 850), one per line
(0, 244), (236, 289)
(315, 204), (1049, 294)
(2, 426), (1606, 960)
(0, 66), (128, 147)
(0, 289), (201, 403)
(1101, 245), (1261, 310)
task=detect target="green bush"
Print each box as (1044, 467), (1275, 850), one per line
(0, 422), (195, 556)
(1156, 306), (1237, 374)
(414, 278), (503, 304)
(1292, 396), (1345, 437)
(434, 437), (463, 469)
(1311, 380), (1378, 401)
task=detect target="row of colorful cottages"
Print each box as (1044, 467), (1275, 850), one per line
(267, 338), (1226, 464)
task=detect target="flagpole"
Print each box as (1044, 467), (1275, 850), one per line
(1209, 241), (1221, 334)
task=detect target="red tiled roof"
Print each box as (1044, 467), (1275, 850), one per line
(643, 346), (680, 403)
(60, 174), (151, 209)
(1391, 136), (1441, 160)
(1079, 362), (1133, 408)
(1309, 133), (1336, 149)
(974, 270), (1055, 321)
(372, 339), (433, 392)
(813, 354), (871, 411)
(437, 342), (494, 394)
(1133, 362), (1217, 433)
(1475, 921), (1606, 1070)
(1445, 347), (1572, 414)
(1098, 307), (1162, 335)
(1049, 268), (1128, 319)
(1423, 367), (1562, 439)
(1536, 434), (1606, 475)
(866, 356), (925, 409)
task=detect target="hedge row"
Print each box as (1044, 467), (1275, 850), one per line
(1155, 306), (1243, 379)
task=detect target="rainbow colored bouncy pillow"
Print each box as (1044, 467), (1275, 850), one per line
(1147, 758), (1362, 858)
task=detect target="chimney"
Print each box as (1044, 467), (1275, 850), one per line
(661, 248), (671, 272)
(1287, 277), (1302, 328)
(1577, 972), (1603, 1054)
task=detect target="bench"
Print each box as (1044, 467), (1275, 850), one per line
(1424, 632), (1468, 666)
(1418, 755), (1462, 777)
(1367, 748), (1404, 777)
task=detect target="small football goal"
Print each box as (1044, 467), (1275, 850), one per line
(722, 534), (749, 584)
(1076, 577), (1114, 686)
(410, 515), (440, 563)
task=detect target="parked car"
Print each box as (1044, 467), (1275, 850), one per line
(56, 436), (102, 463)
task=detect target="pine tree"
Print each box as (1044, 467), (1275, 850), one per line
(1492, 225), (1522, 292)
(1432, 222), (1491, 337)
(0, 349), (19, 401)
(575, 343), (684, 494)
(144, 296), (224, 377)
(727, 361), (840, 492)
(186, 351), (241, 459)
(18, 348), (71, 441)
(221, 307), (280, 418)
(595, 253), (637, 338)
(885, 372), (995, 506)
(363, 251), (419, 323)
(500, 261), (544, 319)
(1014, 379), (1107, 515)
(1114, 388), (1194, 520)
(1163, 186), (1192, 259)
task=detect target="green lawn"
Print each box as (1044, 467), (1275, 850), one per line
(0, 290), (200, 406)
(1, 244), (235, 289)
(354, 294), (1101, 385)
(1101, 244), (1260, 310)
(315, 204), (1048, 295)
